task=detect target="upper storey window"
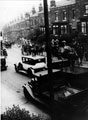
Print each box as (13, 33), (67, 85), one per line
(72, 9), (75, 19)
(55, 12), (58, 21)
(85, 5), (88, 14)
(63, 11), (67, 20)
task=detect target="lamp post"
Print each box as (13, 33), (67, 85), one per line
(43, 0), (54, 119)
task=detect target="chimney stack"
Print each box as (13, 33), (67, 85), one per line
(32, 7), (36, 14)
(50, 0), (56, 7)
(39, 3), (43, 12)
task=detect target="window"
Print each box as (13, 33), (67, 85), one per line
(85, 5), (88, 14)
(61, 25), (67, 34)
(55, 12), (58, 21)
(31, 20), (33, 25)
(53, 25), (58, 35)
(81, 22), (86, 34)
(63, 11), (67, 20)
(72, 9), (75, 19)
(36, 58), (45, 63)
(22, 57), (25, 62)
(34, 20), (36, 25)
(53, 26), (55, 35)
(43, 28), (45, 32)
(26, 58), (28, 61)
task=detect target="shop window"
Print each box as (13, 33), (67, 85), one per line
(85, 5), (88, 14)
(81, 22), (86, 34)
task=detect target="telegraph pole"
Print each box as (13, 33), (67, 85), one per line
(43, 0), (54, 119)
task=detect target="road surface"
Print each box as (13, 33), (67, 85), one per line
(1, 45), (49, 118)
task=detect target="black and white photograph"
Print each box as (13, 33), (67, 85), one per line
(0, 0), (88, 120)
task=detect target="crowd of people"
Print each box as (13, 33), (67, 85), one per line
(21, 43), (45, 56)
(21, 37), (84, 67)
(51, 38), (84, 67)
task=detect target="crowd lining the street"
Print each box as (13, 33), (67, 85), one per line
(21, 37), (85, 68)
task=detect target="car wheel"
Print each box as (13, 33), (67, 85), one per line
(18, 63), (23, 70)
(23, 87), (30, 100)
(27, 68), (33, 77)
(14, 64), (19, 72)
(15, 67), (19, 73)
(5, 66), (7, 70)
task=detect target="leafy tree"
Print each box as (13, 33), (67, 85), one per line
(28, 27), (43, 43)
(59, 34), (72, 46)
(36, 33), (46, 45)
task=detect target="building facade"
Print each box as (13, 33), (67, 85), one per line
(2, 0), (88, 42)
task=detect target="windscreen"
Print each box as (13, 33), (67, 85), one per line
(22, 57), (45, 65)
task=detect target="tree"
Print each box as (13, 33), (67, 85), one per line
(36, 33), (46, 45)
(28, 27), (43, 43)
(1, 105), (49, 120)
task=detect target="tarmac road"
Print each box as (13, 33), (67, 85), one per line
(1, 45), (49, 118)
(1, 44), (88, 120)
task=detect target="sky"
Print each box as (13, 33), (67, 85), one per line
(0, 0), (42, 30)
(0, 0), (74, 30)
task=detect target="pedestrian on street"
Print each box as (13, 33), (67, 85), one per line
(77, 45), (84, 65)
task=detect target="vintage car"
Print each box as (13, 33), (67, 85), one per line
(22, 67), (88, 118)
(0, 56), (8, 71)
(14, 55), (47, 77)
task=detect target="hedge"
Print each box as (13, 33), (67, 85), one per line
(1, 105), (50, 120)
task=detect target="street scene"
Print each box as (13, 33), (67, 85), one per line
(0, 0), (88, 120)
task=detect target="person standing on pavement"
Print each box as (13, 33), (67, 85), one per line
(77, 44), (84, 65)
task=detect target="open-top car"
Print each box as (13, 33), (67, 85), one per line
(22, 67), (88, 119)
(0, 56), (8, 71)
(14, 55), (47, 77)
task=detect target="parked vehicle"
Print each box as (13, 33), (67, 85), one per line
(14, 55), (47, 77)
(0, 56), (8, 71)
(22, 67), (88, 118)
(4, 41), (12, 48)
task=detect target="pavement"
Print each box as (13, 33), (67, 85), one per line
(79, 61), (88, 68)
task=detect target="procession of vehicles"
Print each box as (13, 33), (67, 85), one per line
(14, 53), (71, 77)
(1, 32), (88, 118)
(13, 53), (88, 116)
(22, 67), (88, 118)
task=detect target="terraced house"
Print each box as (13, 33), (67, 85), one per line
(2, 0), (88, 42)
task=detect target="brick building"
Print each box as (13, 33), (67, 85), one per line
(2, 0), (88, 41)
(50, 0), (88, 36)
